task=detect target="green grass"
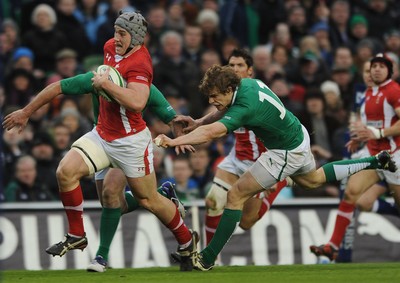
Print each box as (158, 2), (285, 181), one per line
(3, 263), (400, 283)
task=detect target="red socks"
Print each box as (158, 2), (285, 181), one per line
(205, 214), (222, 245)
(329, 201), (356, 247)
(258, 179), (288, 219)
(166, 208), (192, 245)
(60, 186), (84, 237)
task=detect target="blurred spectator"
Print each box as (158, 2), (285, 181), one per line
(153, 30), (201, 118)
(271, 44), (293, 74)
(96, 0), (135, 54)
(330, 64), (355, 113)
(182, 24), (205, 65)
(251, 45), (271, 81)
(353, 39), (375, 77)
(146, 5), (168, 60)
(165, 1), (185, 33)
(288, 50), (328, 89)
(161, 155), (200, 202)
(153, 145), (173, 182)
(266, 22), (294, 56)
(309, 21), (333, 64)
(0, 84), (5, 113)
(328, 0), (352, 49)
(219, 0), (257, 48)
(5, 68), (38, 108)
(56, 0), (92, 60)
(189, 146), (213, 198)
(22, 4), (68, 73)
(3, 121), (28, 186)
(297, 89), (342, 167)
(199, 49), (221, 75)
(50, 121), (72, 162)
(58, 107), (92, 142)
(254, 0), (286, 44)
(46, 48), (81, 85)
(269, 74), (304, 114)
(386, 51), (400, 83)
(332, 45), (358, 77)
(4, 155), (56, 202)
(197, 8), (222, 51)
(287, 5), (308, 47)
(362, 0), (399, 41)
(0, 19), (20, 83)
(383, 29), (400, 55)
(298, 35), (330, 77)
(73, 0), (108, 53)
(320, 80), (346, 124)
(220, 37), (240, 65)
(29, 131), (59, 196)
(28, 96), (51, 133)
(264, 62), (285, 84)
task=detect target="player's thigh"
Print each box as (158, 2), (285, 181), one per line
(105, 128), (154, 178)
(357, 183), (387, 210)
(231, 170), (266, 203)
(345, 170), (380, 199)
(103, 168), (127, 195)
(126, 171), (158, 200)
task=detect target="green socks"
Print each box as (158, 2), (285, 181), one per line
(202, 208), (242, 264)
(96, 207), (121, 261)
(322, 156), (379, 182)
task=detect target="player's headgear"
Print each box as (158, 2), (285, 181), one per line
(370, 53), (393, 80)
(115, 10), (148, 47)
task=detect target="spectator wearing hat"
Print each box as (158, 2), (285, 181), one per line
(309, 21), (333, 64)
(22, 3), (68, 73)
(4, 155), (56, 202)
(320, 80), (347, 124)
(287, 50), (329, 89)
(4, 68), (38, 108)
(46, 48), (81, 85)
(384, 29), (400, 56)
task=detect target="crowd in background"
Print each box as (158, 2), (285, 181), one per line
(2, 0), (400, 202)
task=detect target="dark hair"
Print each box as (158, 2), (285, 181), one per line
(228, 48), (253, 68)
(199, 65), (241, 96)
(370, 53), (393, 80)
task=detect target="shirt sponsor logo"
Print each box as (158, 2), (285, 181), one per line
(223, 115), (232, 120)
(136, 76), (148, 82)
(367, 120), (383, 128)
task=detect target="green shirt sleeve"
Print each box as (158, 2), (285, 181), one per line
(146, 84), (176, 124)
(60, 72), (95, 95)
(60, 72), (100, 125)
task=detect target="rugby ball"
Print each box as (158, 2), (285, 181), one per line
(95, 65), (126, 102)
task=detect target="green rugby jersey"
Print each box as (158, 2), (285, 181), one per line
(60, 72), (176, 125)
(219, 78), (303, 150)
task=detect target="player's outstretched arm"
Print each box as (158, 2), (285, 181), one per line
(174, 109), (227, 133)
(169, 119), (196, 154)
(2, 82), (62, 133)
(155, 122), (228, 148)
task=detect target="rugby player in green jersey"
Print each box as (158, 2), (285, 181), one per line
(3, 71), (195, 272)
(154, 65), (397, 271)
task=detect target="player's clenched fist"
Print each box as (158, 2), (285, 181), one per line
(154, 134), (172, 148)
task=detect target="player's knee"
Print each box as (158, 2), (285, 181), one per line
(101, 187), (121, 207)
(56, 160), (77, 185)
(343, 187), (359, 204)
(206, 181), (229, 216)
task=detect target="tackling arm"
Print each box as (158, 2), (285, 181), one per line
(155, 122), (228, 148)
(2, 82), (62, 132)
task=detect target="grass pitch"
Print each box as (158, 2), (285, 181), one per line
(3, 263), (400, 283)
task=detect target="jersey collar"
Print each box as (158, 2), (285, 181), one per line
(230, 87), (238, 106)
